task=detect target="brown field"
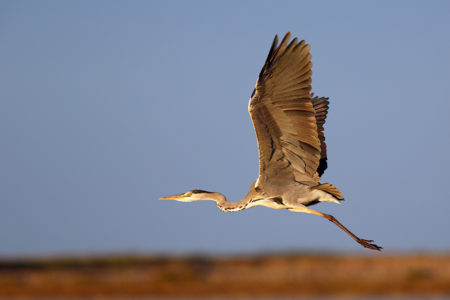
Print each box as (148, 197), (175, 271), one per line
(0, 253), (449, 298)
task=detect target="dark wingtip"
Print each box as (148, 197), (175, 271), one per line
(260, 32), (292, 79)
(317, 157), (328, 176)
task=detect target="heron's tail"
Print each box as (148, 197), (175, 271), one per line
(311, 183), (344, 200)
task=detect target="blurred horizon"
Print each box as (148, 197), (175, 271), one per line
(1, 253), (450, 298)
(1, 0), (450, 256)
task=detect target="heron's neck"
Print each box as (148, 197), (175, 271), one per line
(209, 192), (250, 212)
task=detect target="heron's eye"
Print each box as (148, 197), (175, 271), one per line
(184, 192), (192, 197)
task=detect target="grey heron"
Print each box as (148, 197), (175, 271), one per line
(160, 32), (382, 251)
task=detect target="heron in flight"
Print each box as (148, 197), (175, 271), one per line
(160, 32), (382, 251)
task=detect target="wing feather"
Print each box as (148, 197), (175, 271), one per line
(311, 96), (330, 176)
(249, 33), (322, 187)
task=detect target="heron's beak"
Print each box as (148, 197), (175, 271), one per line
(159, 193), (184, 200)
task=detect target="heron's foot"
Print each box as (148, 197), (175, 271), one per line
(357, 238), (382, 251)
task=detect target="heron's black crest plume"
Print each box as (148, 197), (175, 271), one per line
(191, 189), (212, 194)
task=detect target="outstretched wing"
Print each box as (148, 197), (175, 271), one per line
(249, 32), (322, 187)
(311, 96), (329, 176)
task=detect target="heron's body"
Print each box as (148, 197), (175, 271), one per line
(161, 33), (382, 251)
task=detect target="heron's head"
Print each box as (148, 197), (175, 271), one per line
(159, 189), (214, 202)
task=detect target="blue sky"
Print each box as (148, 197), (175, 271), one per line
(1, 0), (449, 256)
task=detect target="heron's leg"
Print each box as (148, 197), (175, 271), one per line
(289, 206), (382, 251)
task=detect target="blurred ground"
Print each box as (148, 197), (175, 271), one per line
(0, 253), (449, 298)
